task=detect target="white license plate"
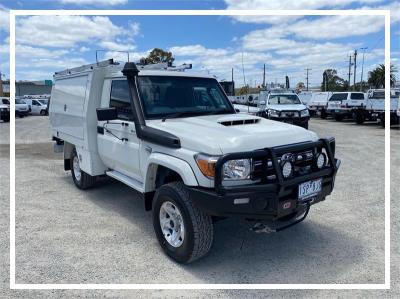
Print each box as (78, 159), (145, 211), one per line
(298, 179), (322, 200)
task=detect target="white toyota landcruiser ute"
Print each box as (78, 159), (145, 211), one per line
(257, 91), (310, 129)
(49, 60), (340, 263)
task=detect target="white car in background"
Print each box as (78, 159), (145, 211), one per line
(15, 98), (30, 117)
(23, 98), (48, 115)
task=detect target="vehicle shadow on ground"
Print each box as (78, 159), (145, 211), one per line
(70, 176), (368, 284)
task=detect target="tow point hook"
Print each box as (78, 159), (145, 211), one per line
(250, 203), (311, 234)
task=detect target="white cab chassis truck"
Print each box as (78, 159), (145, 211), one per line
(50, 60), (340, 263)
(363, 89), (400, 127)
(307, 92), (333, 119)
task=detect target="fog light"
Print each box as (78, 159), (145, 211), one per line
(316, 153), (327, 169)
(281, 161), (293, 178)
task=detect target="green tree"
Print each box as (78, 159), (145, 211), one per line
(367, 64), (397, 88)
(140, 48), (175, 65)
(321, 69), (346, 91)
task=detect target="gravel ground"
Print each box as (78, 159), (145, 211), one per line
(0, 116), (399, 298)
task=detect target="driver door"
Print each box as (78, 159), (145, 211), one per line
(97, 79), (142, 181)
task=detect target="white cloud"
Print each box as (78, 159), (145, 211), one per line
(16, 45), (68, 59)
(225, 0), (383, 11)
(129, 22), (140, 36)
(169, 45), (228, 57)
(224, 0), (384, 24)
(79, 46), (90, 52)
(16, 15), (128, 48)
(59, 0), (127, 5)
(0, 5), (9, 32)
(289, 15), (384, 40)
(99, 40), (136, 52)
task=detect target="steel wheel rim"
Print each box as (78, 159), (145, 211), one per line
(73, 156), (81, 182)
(159, 201), (185, 247)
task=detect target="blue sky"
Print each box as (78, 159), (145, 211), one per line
(0, 0), (399, 88)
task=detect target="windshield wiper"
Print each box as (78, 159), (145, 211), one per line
(161, 110), (202, 122)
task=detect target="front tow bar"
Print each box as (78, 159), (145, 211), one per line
(251, 203), (311, 234)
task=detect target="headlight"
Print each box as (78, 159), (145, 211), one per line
(195, 154), (218, 178)
(268, 109), (280, 117)
(223, 159), (251, 180)
(300, 109), (309, 117)
(281, 161), (293, 178)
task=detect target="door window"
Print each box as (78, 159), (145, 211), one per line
(110, 80), (133, 120)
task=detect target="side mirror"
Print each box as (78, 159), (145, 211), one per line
(235, 108), (240, 113)
(96, 107), (117, 121)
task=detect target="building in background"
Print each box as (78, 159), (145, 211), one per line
(15, 80), (53, 96)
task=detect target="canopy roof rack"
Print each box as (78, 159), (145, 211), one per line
(54, 59), (193, 77)
(54, 59), (119, 77)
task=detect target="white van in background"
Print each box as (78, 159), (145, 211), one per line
(326, 92), (366, 121)
(23, 98), (48, 115)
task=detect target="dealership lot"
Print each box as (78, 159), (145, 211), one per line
(0, 116), (399, 293)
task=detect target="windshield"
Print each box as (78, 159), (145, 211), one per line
(15, 99), (25, 104)
(268, 94), (301, 105)
(350, 93), (365, 100)
(137, 76), (234, 119)
(371, 91), (385, 99)
(329, 93), (348, 101)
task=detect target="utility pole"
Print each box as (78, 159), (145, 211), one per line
(231, 67), (233, 83)
(305, 68), (311, 91)
(347, 54), (353, 91)
(262, 63), (266, 88)
(353, 49), (357, 90)
(0, 72), (3, 97)
(360, 47), (367, 91)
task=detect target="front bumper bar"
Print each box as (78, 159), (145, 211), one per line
(189, 138), (340, 220)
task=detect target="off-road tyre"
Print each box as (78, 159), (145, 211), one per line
(70, 148), (97, 190)
(320, 110), (327, 119)
(152, 181), (213, 264)
(334, 115), (344, 121)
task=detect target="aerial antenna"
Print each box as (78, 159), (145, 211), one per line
(241, 51), (250, 113)
(95, 50), (130, 64)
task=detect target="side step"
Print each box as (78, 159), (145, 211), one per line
(106, 170), (144, 193)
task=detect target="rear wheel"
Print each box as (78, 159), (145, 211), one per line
(70, 148), (96, 189)
(334, 115), (344, 121)
(152, 182), (213, 264)
(353, 111), (365, 124)
(320, 110), (327, 119)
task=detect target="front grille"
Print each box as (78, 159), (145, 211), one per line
(279, 111), (299, 118)
(252, 149), (318, 183)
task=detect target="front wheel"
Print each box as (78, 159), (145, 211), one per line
(40, 110), (46, 116)
(70, 148), (97, 189)
(152, 182), (213, 264)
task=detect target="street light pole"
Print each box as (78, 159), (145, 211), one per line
(360, 47), (368, 92)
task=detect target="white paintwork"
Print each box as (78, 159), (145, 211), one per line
(49, 62), (320, 194)
(307, 92), (332, 110)
(233, 104), (260, 115)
